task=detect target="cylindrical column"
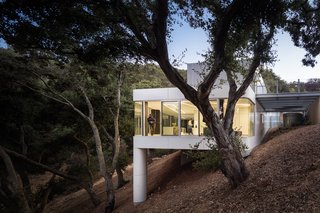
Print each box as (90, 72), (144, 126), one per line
(133, 148), (147, 204)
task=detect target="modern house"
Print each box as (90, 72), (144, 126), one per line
(132, 63), (320, 204)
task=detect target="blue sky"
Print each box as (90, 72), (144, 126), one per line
(168, 23), (320, 83)
(1, 22), (319, 83)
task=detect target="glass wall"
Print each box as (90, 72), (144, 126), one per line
(233, 98), (254, 136)
(181, 101), (199, 135)
(162, 102), (179, 135)
(200, 100), (218, 136)
(135, 99), (254, 137)
(210, 100), (218, 113)
(134, 102), (142, 135)
(145, 101), (161, 136)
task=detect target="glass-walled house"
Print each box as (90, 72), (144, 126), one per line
(133, 62), (320, 205)
(133, 63), (265, 205)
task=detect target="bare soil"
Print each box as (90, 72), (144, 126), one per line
(45, 124), (320, 212)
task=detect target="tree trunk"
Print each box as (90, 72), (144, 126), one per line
(104, 172), (115, 213)
(79, 141), (99, 206)
(115, 166), (127, 189)
(17, 126), (33, 202)
(112, 71), (122, 188)
(36, 174), (56, 213)
(199, 102), (249, 187)
(17, 169), (32, 203)
(223, 100), (237, 135)
(88, 120), (115, 211)
(73, 135), (95, 190)
(0, 145), (31, 213)
(80, 86), (115, 210)
(101, 126), (128, 189)
(3, 146), (101, 208)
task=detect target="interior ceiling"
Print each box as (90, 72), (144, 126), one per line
(256, 93), (320, 112)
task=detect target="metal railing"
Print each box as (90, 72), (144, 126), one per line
(255, 78), (320, 94)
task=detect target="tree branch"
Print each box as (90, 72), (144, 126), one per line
(0, 145), (31, 213)
(3, 147), (83, 183)
(15, 81), (69, 105)
(233, 26), (275, 101)
(198, 0), (245, 99)
(23, 71), (91, 121)
(73, 135), (94, 186)
(79, 86), (94, 121)
(117, 0), (156, 58)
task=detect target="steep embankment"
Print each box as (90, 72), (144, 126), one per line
(117, 124), (320, 212)
(45, 151), (183, 213)
(46, 124), (320, 212)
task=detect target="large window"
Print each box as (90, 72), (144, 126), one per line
(138, 99), (254, 137)
(162, 102), (179, 136)
(134, 102), (142, 135)
(200, 100), (218, 136)
(181, 101), (199, 135)
(145, 101), (161, 136)
(233, 98), (254, 136)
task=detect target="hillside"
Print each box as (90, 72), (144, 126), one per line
(46, 124), (320, 212)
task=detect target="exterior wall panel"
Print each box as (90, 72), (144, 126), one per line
(308, 97), (320, 124)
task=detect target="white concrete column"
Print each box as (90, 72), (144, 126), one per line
(133, 148), (147, 204)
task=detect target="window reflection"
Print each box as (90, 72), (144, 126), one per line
(181, 101), (199, 135)
(162, 102), (179, 135)
(145, 101), (161, 136)
(233, 99), (254, 136)
(200, 100), (217, 136)
(137, 98), (254, 137)
(134, 102), (142, 135)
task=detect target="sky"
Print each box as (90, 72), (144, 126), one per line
(168, 23), (320, 83)
(1, 22), (319, 83)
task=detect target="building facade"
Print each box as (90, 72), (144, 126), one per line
(132, 63), (320, 204)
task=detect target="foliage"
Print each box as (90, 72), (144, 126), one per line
(2, 0), (320, 192)
(260, 68), (289, 93)
(304, 78), (320, 92)
(187, 132), (247, 171)
(230, 131), (248, 153)
(0, 47), (183, 211)
(285, 0), (320, 67)
(187, 142), (220, 171)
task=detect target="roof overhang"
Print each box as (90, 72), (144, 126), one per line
(256, 92), (320, 112)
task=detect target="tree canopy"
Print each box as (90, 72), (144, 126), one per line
(1, 0), (320, 199)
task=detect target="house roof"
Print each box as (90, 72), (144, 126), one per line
(256, 92), (320, 112)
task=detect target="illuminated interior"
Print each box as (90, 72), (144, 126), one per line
(181, 101), (199, 135)
(134, 102), (142, 135)
(162, 102), (179, 135)
(223, 98), (254, 136)
(233, 98), (254, 136)
(144, 101), (161, 136)
(134, 99), (254, 137)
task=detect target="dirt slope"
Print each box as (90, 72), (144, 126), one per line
(46, 124), (320, 212)
(118, 124), (320, 212)
(44, 151), (183, 213)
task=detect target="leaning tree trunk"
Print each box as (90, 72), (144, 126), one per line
(112, 70), (124, 188)
(115, 166), (126, 188)
(89, 120), (115, 212)
(78, 86), (115, 211)
(0, 145), (31, 213)
(199, 101), (249, 187)
(74, 135), (95, 193)
(36, 174), (56, 213)
(3, 146), (101, 207)
(102, 126), (127, 189)
(17, 126), (33, 202)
